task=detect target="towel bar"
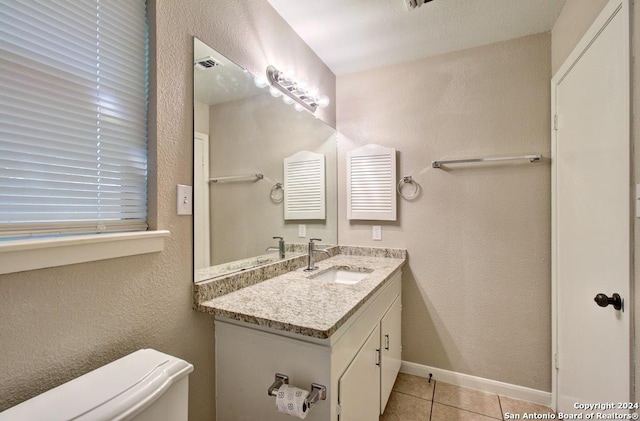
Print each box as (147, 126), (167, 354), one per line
(432, 154), (541, 169)
(209, 173), (263, 183)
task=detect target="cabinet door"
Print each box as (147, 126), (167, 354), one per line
(380, 294), (401, 414)
(338, 324), (380, 421)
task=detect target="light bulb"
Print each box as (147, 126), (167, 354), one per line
(282, 95), (294, 105)
(318, 95), (330, 108)
(308, 87), (319, 98)
(254, 75), (268, 88)
(269, 86), (283, 97)
(283, 67), (294, 81)
(297, 80), (309, 91)
(294, 103), (304, 112)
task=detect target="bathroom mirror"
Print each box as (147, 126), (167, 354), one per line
(193, 38), (337, 282)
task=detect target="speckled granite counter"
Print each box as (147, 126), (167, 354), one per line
(195, 246), (406, 339)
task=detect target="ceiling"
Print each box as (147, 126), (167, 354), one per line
(267, 0), (566, 75)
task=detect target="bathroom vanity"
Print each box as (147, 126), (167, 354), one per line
(195, 247), (405, 421)
(191, 37), (406, 421)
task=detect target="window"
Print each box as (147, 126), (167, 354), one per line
(0, 0), (149, 239)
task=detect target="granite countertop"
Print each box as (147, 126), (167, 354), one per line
(197, 249), (406, 339)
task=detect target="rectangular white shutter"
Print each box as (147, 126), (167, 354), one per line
(284, 151), (326, 220)
(347, 144), (396, 221)
(0, 0), (148, 238)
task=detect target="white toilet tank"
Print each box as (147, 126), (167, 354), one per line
(0, 349), (194, 421)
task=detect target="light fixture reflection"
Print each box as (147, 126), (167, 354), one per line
(254, 75), (269, 88)
(269, 86), (283, 98)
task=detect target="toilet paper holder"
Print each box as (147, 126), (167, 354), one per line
(267, 373), (327, 409)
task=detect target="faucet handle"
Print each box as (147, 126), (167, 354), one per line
(310, 238), (322, 243)
(273, 236), (283, 240)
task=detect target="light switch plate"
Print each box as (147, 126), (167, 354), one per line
(298, 224), (307, 238)
(177, 184), (192, 215)
(373, 225), (382, 241)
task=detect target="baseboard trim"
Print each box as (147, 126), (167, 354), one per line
(400, 361), (552, 407)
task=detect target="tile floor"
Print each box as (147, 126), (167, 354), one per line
(380, 373), (555, 421)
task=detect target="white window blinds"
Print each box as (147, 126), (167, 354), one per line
(0, 0), (148, 238)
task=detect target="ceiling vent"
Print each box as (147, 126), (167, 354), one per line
(405, 0), (433, 10)
(194, 56), (222, 70)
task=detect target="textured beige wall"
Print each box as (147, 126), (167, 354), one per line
(337, 33), (552, 391)
(551, 0), (638, 403)
(0, 1), (335, 420)
(551, 0), (610, 74)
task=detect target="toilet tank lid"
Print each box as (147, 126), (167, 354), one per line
(0, 348), (194, 421)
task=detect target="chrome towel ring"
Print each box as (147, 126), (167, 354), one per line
(270, 182), (284, 203)
(397, 176), (420, 200)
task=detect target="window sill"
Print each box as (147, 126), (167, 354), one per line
(0, 230), (171, 275)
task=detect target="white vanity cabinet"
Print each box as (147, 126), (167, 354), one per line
(338, 324), (381, 420)
(380, 294), (402, 412)
(214, 270), (402, 421)
(338, 293), (402, 419)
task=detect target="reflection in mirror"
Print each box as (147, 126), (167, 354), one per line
(193, 38), (337, 282)
(284, 150), (326, 220)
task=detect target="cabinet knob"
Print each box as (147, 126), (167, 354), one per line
(594, 293), (622, 311)
(384, 334), (390, 351)
(375, 349), (381, 366)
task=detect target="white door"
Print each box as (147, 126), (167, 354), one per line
(552, 0), (630, 412)
(194, 132), (210, 270)
(338, 324), (380, 421)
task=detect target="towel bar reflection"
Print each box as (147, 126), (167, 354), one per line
(270, 182), (284, 203)
(432, 154), (541, 169)
(209, 173), (264, 183)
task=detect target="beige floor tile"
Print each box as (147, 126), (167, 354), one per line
(433, 383), (502, 419)
(500, 395), (555, 418)
(431, 403), (500, 421)
(392, 373), (435, 400)
(380, 391), (432, 421)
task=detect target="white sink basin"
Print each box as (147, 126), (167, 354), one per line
(312, 267), (372, 285)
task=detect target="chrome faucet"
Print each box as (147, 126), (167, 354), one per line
(265, 236), (285, 259)
(304, 238), (330, 272)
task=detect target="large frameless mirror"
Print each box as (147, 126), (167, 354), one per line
(193, 38), (337, 282)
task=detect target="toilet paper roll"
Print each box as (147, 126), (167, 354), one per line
(275, 384), (310, 419)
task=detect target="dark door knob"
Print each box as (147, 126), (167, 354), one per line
(594, 293), (622, 311)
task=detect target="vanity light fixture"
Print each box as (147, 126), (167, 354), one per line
(266, 65), (330, 113)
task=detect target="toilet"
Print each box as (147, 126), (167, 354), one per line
(0, 349), (194, 421)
